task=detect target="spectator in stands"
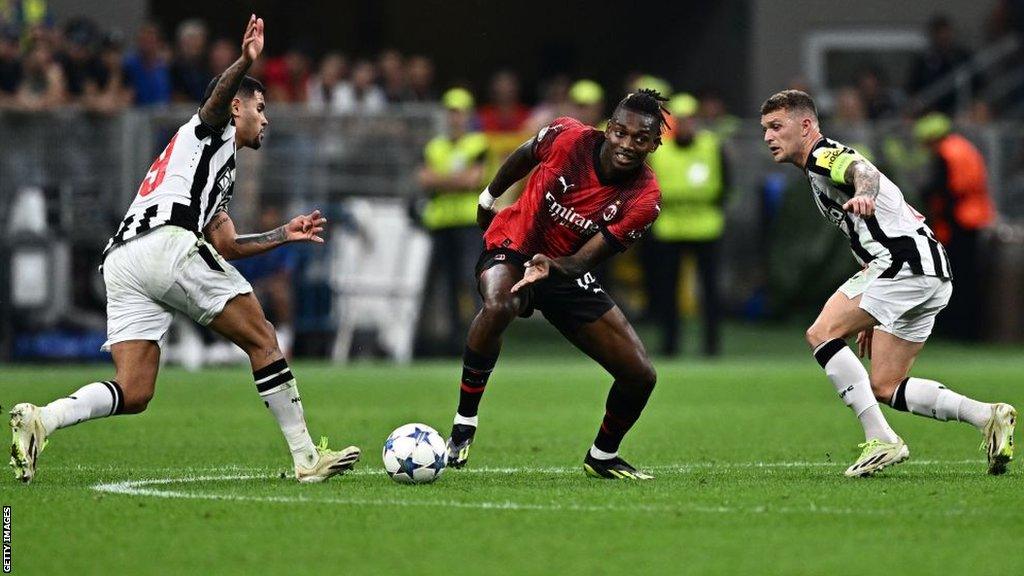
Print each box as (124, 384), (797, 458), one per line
(0, 24), (23, 107)
(334, 58), (384, 113)
(207, 37), (237, 80)
(306, 51), (347, 111)
(377, 48), (405, 103)
(526, 73), (570, 132)
(908, 15), (973, 114)
(568, 78), (605, 128)
(417, 87), (488, 354)
(404, 54), (436, 102)
(916, 112), (995, 341)
(169, 18), (209, 103)
(57, 17), (100, 102)
(478, 69), (529, 133)
(1, 0), (53, 45)
(82, 32), (132, 113)
(123, 21), (170, 106)
(14, 38), (65, 110)
(263, 45), (311, 103)
(856, 66), (899, 119)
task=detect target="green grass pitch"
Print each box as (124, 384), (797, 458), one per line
(1, 323), (1021, 575)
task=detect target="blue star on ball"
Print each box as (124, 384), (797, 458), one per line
(399, 455), (420, 477)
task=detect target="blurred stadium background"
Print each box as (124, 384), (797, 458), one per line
(3, 0), (1024, 366)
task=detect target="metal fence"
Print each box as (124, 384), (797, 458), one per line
(2, 107), (1024, 359)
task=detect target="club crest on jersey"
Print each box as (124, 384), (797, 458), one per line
(602, 202), (620, 222)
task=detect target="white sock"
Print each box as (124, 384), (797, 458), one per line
(891, 377), (991, 429)
(814, 339), (899, 443)
(254, 360), (316, 468)
(39, 381), (123, 435)
(589, 446), (618, 460)
(454, 414), (478, 427)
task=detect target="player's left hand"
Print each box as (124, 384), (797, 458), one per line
(285, 209), (327, 243)
(843, 195), (875, 217)
(511, 254), (552, 293)
(856, 329), (873, 359)
(241, 14), (264, 63)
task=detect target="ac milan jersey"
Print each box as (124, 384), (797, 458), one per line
(103, 113), (237, 255)
(485, 117), (661, 258)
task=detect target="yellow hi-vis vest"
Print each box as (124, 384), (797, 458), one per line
(422, 132), (489, 230)
(648, 130), (725, 241)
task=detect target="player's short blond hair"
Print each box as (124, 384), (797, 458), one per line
(760, 90), (818, 119)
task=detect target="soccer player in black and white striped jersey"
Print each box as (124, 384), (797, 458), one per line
(760, 90), (1015, 477)
(9, 15), (360, 484)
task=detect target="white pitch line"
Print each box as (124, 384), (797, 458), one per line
(88, 459), (1009, 517)
(64, 459), (984, 476)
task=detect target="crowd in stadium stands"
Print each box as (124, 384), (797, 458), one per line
(0, 6), (1022, 120)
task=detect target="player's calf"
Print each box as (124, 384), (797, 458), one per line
(447, 346), (497, 468)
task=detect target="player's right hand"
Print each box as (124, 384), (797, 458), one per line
(241, 14), (264, 63)
(477, 205), (495, 231)
(856, 329), (872, 359)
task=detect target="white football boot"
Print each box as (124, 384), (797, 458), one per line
(982, 403), (1016, 475)
(294, 437), (361, 483)
(9, 403), (49, 484)
(844, 437), (909, 477)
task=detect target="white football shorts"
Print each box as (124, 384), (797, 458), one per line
(839, 258), (952, 343)
(101, 225), (253, 351)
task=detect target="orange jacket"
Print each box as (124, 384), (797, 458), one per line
(929, 134), (995, 243)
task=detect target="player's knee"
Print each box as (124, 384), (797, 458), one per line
(620, 359), (657, 392)
(869, 375), (899, 403)
(805, 322), (835, 348)
(118, 379), (156, 414)
(480, 297), (519, 324)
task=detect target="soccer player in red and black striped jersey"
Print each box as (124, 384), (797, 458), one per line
(447, 89), (667, 479)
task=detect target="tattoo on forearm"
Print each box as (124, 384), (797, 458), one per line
(849, 161), (880, 200)
(236, 226), (286, 246)
(200, 57), (251, 126)
(208, 214), (229, 232)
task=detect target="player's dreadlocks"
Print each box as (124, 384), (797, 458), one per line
(616, 88), (671, 133)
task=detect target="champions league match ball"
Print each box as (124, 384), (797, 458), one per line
(382, 423), (447, 484)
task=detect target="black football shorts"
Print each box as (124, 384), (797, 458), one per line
(475, 248), (615, 334)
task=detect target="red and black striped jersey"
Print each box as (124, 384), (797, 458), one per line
(484, 117), (661, 258)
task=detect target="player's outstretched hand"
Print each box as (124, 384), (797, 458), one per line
(843, 195), (875, 217)
(285, 209), (327, 244)
(856, 329), (872, 359)
(511, 254), (552, 293)
(241, 14), (264, 63)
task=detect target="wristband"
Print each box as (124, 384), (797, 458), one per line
(479, 188), (497, 210)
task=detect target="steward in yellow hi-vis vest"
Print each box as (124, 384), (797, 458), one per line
(421, 91), (490, 230)
(642, 93), (729, 357)
(416, 87), (489, 354)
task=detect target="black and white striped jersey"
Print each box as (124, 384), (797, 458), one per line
(103, 113), (237, 255)
(804, 137), (952, 280)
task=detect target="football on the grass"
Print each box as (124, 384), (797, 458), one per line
(382, 423), (447, 484)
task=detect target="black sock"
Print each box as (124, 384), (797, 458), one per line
(593, 380), (653, 454)
(456, 346), (497, 419)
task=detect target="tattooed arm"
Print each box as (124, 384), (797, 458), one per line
(203, 209), (326, 260)
(198, 15), (264, 128)
(841, 160), (881, 217)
